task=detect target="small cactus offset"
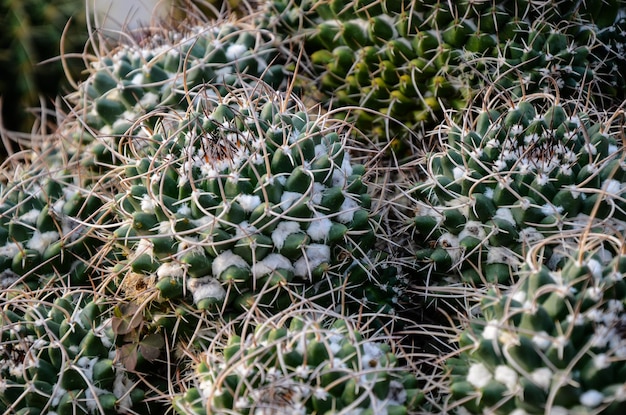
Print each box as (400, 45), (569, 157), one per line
(447, 235), (626, 414)
(174, 309), (423, 415)
(0, 291), (152, 415)
(407, 93), (626, 287)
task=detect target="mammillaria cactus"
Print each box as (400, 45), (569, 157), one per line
(407, 93), (626, 287)
(69, 19), (289, 177)
(0, 159), (107, 290)
(258, 0), (626, 152)
(0, 291), (153, 414)
(174, 309), (423, 415)
(447, 235), (626, 414)
(108, 83), (401, 320)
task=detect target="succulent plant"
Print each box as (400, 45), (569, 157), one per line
(65, 19), (289, 178)
(0, 159), (108, 291)
(406, 93), (626, 288)
(447, 235), (626, 414)
(258, 0), (626, 153)
(106, 83), (401, 321)
(0, 291), (154, 415)
(174, 309), (423, 415)
(0, 0), (88, 136)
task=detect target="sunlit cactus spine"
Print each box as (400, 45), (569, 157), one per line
(406, 93), (626, 288)
(173, 309), (424, 415)
(0, 292), (154, 414)
(447, 235), (626, 414)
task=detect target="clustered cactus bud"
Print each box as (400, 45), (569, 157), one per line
(174, 311), (423, 415)
(408, 93), (626, 287)
(0, 292), (150, 415)
(109, 85), (401, 319)
(448, 237), (626, 414)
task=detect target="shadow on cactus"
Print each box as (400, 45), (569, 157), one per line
(447, 233), (626, 414)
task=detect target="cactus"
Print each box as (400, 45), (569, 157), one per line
(258, 0), (626, 153)
(62, 19), (290, 179)
(0, 158), (108, 291)
(406, 93), (626, 288)
(0, 291), (154, 414)
(0, 0), (87, 136)
(447, 235), (626, 414)
(174, 309), (423, 415)
(106, 83), (401, 320)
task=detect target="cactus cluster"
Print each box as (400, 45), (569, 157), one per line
(4, 0), (626, 413)
(258, 0), (626, 151)
(175, 311), (423, 415)
(447, 237), (626, 414)
(0, 291), (154, 415)
(408, 93), (626, 287)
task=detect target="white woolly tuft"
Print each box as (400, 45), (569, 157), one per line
(530, 367), (552, 389)
(531, 331), (551, 350)
(20, 209), (40, 224)
(336, 197), (359, 224)
(310, 183), (326, 205)
(494, 365), (518, 392)
(237, 194), (262, 212)
(459, 221), (486, 240)
(187, 276), (226, 304)
(580, 390), (604, 408)
(467, 363), (492, 388)
(494, 208), (515, 225)
(294, 244), (330, 278)
(251, 254), (294, 278)
(280, 191), (303, 210)
(271, 221), (301, 250)
(140, 194), (157, 214)
(306, 214), (333, 241)
(157, 262), (185, 279)
(482, 320), (500, 340)
(212, 250), (249, 278)
(26, 230), (60, 254)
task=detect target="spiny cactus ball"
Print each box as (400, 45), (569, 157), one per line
(107, 83), (401, 322)
(0, 161), (107, 291)
(448, 236), (626, 414)
(70, 20), (289, 176)
(174, 311), (423, 415)
(408, 94), (626, 287)
(258, 0), (626, 152)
